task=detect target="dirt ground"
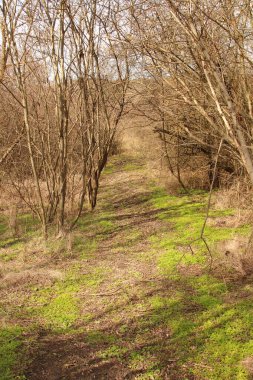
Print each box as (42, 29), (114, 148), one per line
(1, 126), (252, 380)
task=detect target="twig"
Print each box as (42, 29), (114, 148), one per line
(200, 138), (224, 239)
(187, 139), (223, 269)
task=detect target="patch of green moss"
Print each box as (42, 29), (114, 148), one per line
(98, 344), (127, 359)
(80, 267), (107, 289)
(41, 292), (79, 331)
(28, 280), (80, 332)
(150, 187), (176, 210)
(140, 185), (253, 378)
(73, 236), (98, 259)
(103, 155), (144, 176)
(45, 238), (67, 255)
(134, 370), (162, 380)
(148, 295), (183, 326)
(191, 275), (226, 296)
(129, 277), (253, 379)
(28, 271), (78, 331)
(121, 229), (142, 248)
(188, 299), (253, 379)
(122, 162), (144, 172)
(103, 165), (114, 175)
(77, 211), (115, 235)
(0, 237), (23, 249)
(85, 330), (117, 345)
(209, 208), (235, 217)
(18, 213), (40, 236)
(28, 263), (107, 332)
(0, 216), (7, 236)
(149, 185), (250, 277)
(128, 350), (161, 378)
(0, 251), (17, 262)
(98, 219), (114, 233)
(0, 238), (25, 262)
(0, 325), (23, 380)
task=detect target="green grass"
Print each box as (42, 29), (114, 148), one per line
(73, 236), (98, 259)
(0, 217), (7, 236)
(85, 330), (117, 345)
(122, 162), (144, 172)
(18, 213), (39, 231)
(80, 267), (107, 288)
(144, 185), (253, 378)
(103, 154), (144, 175)
(149, 185), (251, 277)
(0, 325), (23, 380)
(77, 210), (115, 234)
(28, 278), (80, 332)
(1, 156), (253, 379)
(27, 265), (107, 332)
(98, 344), (128, 359)
(41, 292), (79, 331)
(113, 273), (253, 379)
(167, 286), (253, 379)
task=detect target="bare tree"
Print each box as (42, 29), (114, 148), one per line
(124, 0), (253, 189)
(0, 0), (129, 237)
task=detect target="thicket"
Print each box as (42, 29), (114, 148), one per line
(1, 0), (253, 240)
(126, 0), (253, 195)
(0, 0), (129, 237)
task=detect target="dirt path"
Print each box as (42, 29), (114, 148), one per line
(24, 155), (176, 380)
(1, 147), (253, 380)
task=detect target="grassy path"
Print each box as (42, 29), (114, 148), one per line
(1, 154), (253, 379)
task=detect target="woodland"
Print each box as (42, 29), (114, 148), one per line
(1, 1), (253, 379)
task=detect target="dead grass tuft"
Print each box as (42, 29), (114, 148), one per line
(241, 356), (253, 375)
(0, 268), (64, 289)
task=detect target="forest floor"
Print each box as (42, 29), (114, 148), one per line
(1, 151), (253, 380)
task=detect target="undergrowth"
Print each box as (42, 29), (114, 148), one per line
(0, 325), (23, 380)
(1, 156), (253, 379)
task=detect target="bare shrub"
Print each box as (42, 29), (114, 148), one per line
(8, 205), (18, 237)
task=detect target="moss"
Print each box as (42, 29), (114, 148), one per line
(134, 370), (162, 380)
(98, 219), (114, 233)
(149, 185), (251, 278)
(209, 208), (235, 217)
(0, 238), (19, 249)
(18, 213), (40, 236)
(41, 293), (79, 331)
(148, 295), (184, 325)
(85, 330), (117, 345)
(80, 267), (107, 288)
(122, 162), (144, 172)
(45, 238), (67, 255)
(142, 185), (253, 378)
(189, 300), (253, 379)
(28, 280), (80, 332)
(98, 344), (127, 359)
(1, 156), (253, 380)
(77, 211), (115, 235)
(130, 280), (253, 379)
(0, 325), (23, 380)
(0, 251), (18, 262)
(129, 350), (161, 378)
(122, 229), (142, 247)
(103, 155), (144, 175)
(0, 216), (8, 236)
(0, 238), (25, 262)
(73, 236), (98, 259)
(27, 263), (107, 333)
(103, 165), (114, 175)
